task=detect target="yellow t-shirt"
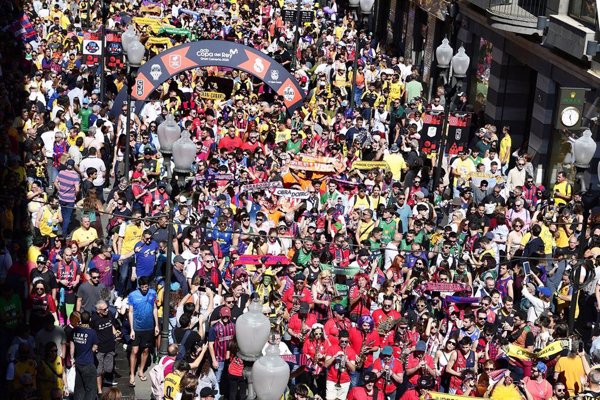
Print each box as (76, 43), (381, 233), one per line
(71, 227), (98, 246)
(555, 355), (586, 396)
(352, 195), (371, 211)
(121, 224), (143, 255)
(499, 134), (511, 165)
(383, 153), (407, 180)
(553, 181), (572, 206)
(164, 372), (182, 400)
(38, 206), (60, 238)
(451, 157), (476, 186)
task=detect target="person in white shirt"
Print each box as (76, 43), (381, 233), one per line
(521, 284), (552, 322)
(78, 147), (106, 197)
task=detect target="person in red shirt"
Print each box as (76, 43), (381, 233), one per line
(241, 132), (264, 153)
(287, 302), (317, 354)
(347, 372), (385, 400)
(282, 274), (313, 313)
(324, 304), (352, 347)
(324, 330), (357, 400)
(372, 346), (404, 400)
(405, 341), (436, 387)
(349, 316), (380, 386)
(27, 282), (58, 334)
(372, 296), (401, 341)
(301, 323), (330, 392)
(349, 273), (372, 321)
(218, 126), (243, 152)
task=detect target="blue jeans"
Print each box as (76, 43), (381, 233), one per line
(214, 361), (225, 400)
(60, 201), (74, 235)
(117, 257), (133, 297)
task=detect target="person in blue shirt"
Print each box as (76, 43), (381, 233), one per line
(133, 230), (159, 280)
(72, 311), (98, 400)
(127, 276), (158, 387)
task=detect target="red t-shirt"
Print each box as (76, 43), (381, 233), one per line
(399, 389), (421, 400)
(282, 287), (313, 311)
(323, 317), (352, 347)
(347, 387), (385, 400)
(28, 293), (57, 315)
(349, 327), (380, 369)
(287, 313), (318, 345)
(349, 286), (372, 317)
(218, 136), (243, 152)
(325, 345), (357, 384)
(405, 353), (434, 385)
(372, 357), (404, 394)
(372, 308), (401, 330)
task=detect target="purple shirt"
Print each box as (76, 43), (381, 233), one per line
(56, 169), (80, 203)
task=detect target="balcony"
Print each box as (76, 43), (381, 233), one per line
(485, 0), (547, 34)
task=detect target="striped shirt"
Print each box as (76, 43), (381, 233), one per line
(208, 321), (235, 362)
(56, 169), (80, 203)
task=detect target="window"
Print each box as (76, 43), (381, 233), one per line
(569, 0), (597, 26)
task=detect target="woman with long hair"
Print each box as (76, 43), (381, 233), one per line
(349, 272), (372, 322)
(311, 270), (337, 323)
(506, 217), (524, 261)
(78, 189), (104, 237)
(435, 337), (458, 392)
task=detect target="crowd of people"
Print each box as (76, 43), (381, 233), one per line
(1, 0), (600, 399)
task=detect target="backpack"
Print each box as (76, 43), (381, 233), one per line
(176, 330), (193, 361)
(150, 356), (175, 400)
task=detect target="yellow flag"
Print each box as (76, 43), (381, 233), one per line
(424, 391), (476, 400)
(504, 344), (534, 361)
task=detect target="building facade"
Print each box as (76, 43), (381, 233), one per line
(385, 0), (600, 185)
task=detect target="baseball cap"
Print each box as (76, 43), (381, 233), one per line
(363, 371), (377, 383)
(381, 346), (393, 356)
(535, 361), (547, 374)
(220, 307), (231, 317)
(200, 387), (218, 398)
(173, 255), (185, 264)
(390, 144), (399, 153)
(332, 304), (346, 314)
(82, 98), (89, 105)
(144, 147), (154, 155)
(537, 287), (552, 298)
(299, 302), (310, 314)
(37, 255), (47, 264)
(415, 341), (427, 352)
(294, 273), (306, 282)
(66, 159), (75, 166)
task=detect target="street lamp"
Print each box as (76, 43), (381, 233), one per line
(236, 299), (279, 399)
(359, 0), (374, 30)
(253, 344), (291, 400)
(432, 41), (470, 190)
(435, 38), (453, 68)
(122, 27), (145, 183)
(157, 127), (195, 357)
(451, 46), (470, 78)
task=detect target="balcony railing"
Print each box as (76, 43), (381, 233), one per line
(486, 0), (547, 34)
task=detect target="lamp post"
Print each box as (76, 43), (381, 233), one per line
(121, 26), (145, 183)
(157, 114), (182, 180)
(567, 128), (597, 333)
(156, 127), (195, 356)
(236, 299), (289, 399)
(359, 0), (374, 32)
(432, 42), (470, 190)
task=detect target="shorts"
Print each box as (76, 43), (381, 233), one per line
(132, 329), (155, 349)
(96, 351), (115, 375)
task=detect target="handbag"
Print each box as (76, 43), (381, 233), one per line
(66, 367), (76, 394)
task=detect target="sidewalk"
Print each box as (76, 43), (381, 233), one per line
(108, 347), (153, 400)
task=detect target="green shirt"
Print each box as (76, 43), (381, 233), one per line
(379, 219), (397, 245)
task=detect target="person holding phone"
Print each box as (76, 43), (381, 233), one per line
(521, 273), (552, 323)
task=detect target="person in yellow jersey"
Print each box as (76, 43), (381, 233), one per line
(35, 196), (62, 243)
(499, 126), (512, 174)
(450, 150), (476, 197)
(116, 210), (144, 296)
(553, 171), (572, 206)
(164, 360), (190, 400)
